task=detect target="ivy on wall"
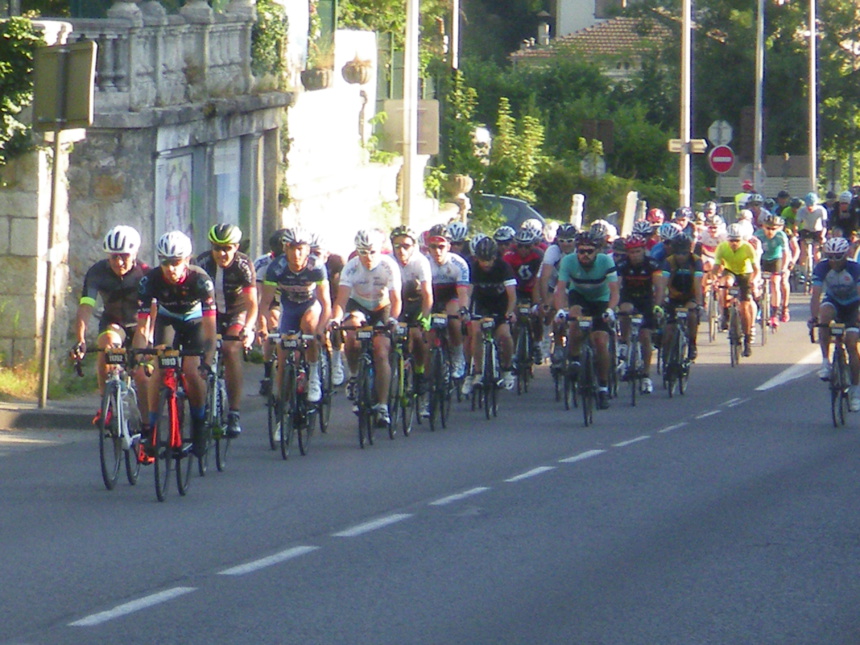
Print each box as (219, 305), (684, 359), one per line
(0, 17), (42, 168)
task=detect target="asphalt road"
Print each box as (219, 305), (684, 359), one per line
(3, 299), (860, 645)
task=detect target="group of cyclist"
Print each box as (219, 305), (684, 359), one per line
(73, 184), (860, 457)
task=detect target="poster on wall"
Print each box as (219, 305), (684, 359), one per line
(155, 153), (193, 241)
(214, 139), (241, 225)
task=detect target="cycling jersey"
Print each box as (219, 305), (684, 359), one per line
(470, 257), (516, 316)
(137, 265), (216, 322)
(830, 207), (860, 237)
(813, 259), (860, 306)
(557, 253), (617, 303)
(340, 254), (401, 311)
(797, 205), (827, 232)
(698, 228), (725, 258)
(428, 252), (469, 304)
(538, 244), (566, 294)
(616, 256), (661, 302)
(264, 254), (328, 306)
(394, 252), (432, 304)
(714, 241), (756, 275)
(80, 259), (149, 330)
(753, 229), (789, 262)
(649, 241), (668, 264)
(195, 251), (255, 318)
(662, 254), (704, 301)
(503, 248), (544, 298)
(254, 253), (276, 285)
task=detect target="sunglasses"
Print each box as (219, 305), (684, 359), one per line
(577, 248), (597, 255)
(212, 244), (235, 252)
(764, 227), (779, 231)
(826, 253), (847, 260)
(357, 249), (379, 256)
(160, 258), (184, 267)
(286, 243), (308, 250)
(109, 253), (132, 262)
(557, 238), (576, 244)
(393, 243), (414, 250)
(428, 244), (447, 250)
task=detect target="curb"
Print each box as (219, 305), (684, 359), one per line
(0, 406), (95, 431)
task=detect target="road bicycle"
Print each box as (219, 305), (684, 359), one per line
(724, 286), (743, 367)
(574, 316), (598, 427)
(199, 334), (246, 474)
(78, 347), (145, 490)
(813, 322), (851, 428)
(269, 331), (321, 459)
(344, 323), (393, 448)
(146, 347), (201, 502)
(427, 314), (454, 432)
(757, 271), (779, 344)
(513, 303), (534, 395)
(705, 280), (719, 343)
(470, 316), (500, 420)
(618, 312), (646, 407)
(663, 307), (691, 397)
(389, 321), (417, 437)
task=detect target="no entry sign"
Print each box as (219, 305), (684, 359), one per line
(708, 145), (735, 174)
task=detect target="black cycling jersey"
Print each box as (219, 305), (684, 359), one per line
(195, 251), (255, 318)
(80, 259), (149, 330)
(616, 256), (661, 303)
(470, 257), (516, 309)
(264, 254), (327, 306)
(137, 264), (216, 322)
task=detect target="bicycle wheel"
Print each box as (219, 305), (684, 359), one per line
(677, 331), (689, 396)
(267, 387), (280, 450)
(440, 357), (452, 429)
(428, 350), (442, 432)
(729, 309), (742, 367)
(515, 330), (529, 395)
(707, 289), (718, 343)
(175, 396), (193, 496)
(665, 329), (678, 397)
(831, 349), (846, 427)
(124, 395), (142, 485)
(280, 365), (296, 460)
(358, 360), (374, 448)
(98, 385), (122, 491)
(760, 285), (768, 346)
(154, 389), (173, 502)
(629, 340), (639, 407)
(400, 358), (416, 437)
(580, 345), (595, 427)
(297, 394), (313, 456)
(318, 346), (332, 433)
(387, 354), (400, 440)
(199, 383), (215, 477)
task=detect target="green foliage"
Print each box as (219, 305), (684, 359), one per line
(435, 68), (484, 180)
(338, 0), (448, 52)
(468, 198), (506, 235)
(250, 0), (288, 78)
(481, 97), (545, 203)
(0, 17), (42, 168)
(364, 111), (398, 165)
(460, 0), (545, 64)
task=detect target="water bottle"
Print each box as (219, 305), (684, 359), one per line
(296, 369), (307, 395)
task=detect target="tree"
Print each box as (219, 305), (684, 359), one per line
(0, 17), (42, 168)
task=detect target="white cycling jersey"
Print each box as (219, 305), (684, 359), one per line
(340, 254), (401, 310)
(797, 205), (827, 232)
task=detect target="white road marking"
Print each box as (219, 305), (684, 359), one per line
(720, 397), (743, 407)
(695, 409), (722, 419)
(612, 435), (650, 448)
(726, 397), (749, 407)
(218, 546), (319, 576)
(658, 422), (687, 434)
(559, 449), (606, 463)
(333, 514), (412, 537)
(69, 587), (196, 627)
(504, 466), (556, 482)
(430, 487), (490, 506)
(755, 349), (821, 391)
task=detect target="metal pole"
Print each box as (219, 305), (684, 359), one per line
(753, 0), (765, 193)
(679, 0), (692, 207)
(401, 0), (419, 226)
(808, 0), (817, 192)
(451, 0), (460, 70)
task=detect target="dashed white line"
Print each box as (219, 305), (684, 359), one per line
(720, 397), (743, 407)
(69, 587), (196, 627)
(505, 466), (556, 482)
(218, 546), (319, 576)
(430, 487), (490, 506)
(695, 409), (722, 419)
(612, 435), (650, 448)
(333, 514), (412, 537)
(559, 449), (606, 463)
(658, 422), (687, 434)
(726, 397), (749, 408)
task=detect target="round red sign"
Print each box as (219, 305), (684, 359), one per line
(708, 145), (735, 174)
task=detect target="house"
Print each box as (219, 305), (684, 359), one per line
(510, 15), (670, 82)
(551, 0), (643, 39)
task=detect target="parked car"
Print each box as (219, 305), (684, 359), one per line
(478, 194), (547, 231)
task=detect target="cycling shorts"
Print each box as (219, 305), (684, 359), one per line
(279, 299), (319, 334)
(345, 298), (390, 326)
(153, 317), (205, 354)
(566, 291), (611, 333)
(798, 229), (823, 243)
(399, 300), (423, 325)
(821, 297), (860, 331)
(620, 298), (656, 330)
(725, 271), (752, 302)
(761, 258), (784, 274)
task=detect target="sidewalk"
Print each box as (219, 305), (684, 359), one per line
(0, 362), (266, 432)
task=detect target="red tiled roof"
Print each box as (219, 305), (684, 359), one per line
(511, 16), (670, 62)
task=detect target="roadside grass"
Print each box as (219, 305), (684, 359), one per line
(0, 359), (97, 402)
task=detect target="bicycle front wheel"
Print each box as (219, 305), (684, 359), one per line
(400, 358), (416, 437)
(387, 355), (401, 440)
(267, 388), (279, 450)
(729, 309), (742, 367)
(154, 389), (174, 502)
(125, 399), (142, 485)
(175, 396), (193, 496)
(831, 349), (847, 427)
(280, 365), (296, 460)
(677, 331), (689, 395)
(318, 346), (332, 433)
(98, 385), (122, 491)
(580, 345), (595, 427)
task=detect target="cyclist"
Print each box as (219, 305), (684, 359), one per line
(425, 223), (470, 379)
(616, 234), (664, 393)
(195, 224), (257, 437)
(311, 232), (346, 386)
(829, 191), (859, 241)
(259, 226), (330, 404)
(504, 225), (545, 363)
(650, 222), (683, 264)
(493, 226), (516, 256)
(797, 192), (828, 270)
(332, 229), (402, 426)
(746, 193), (770, 227)
(712, 223), (760, 357)
(553, 229), (620, 410)
(134, 231), (216, 457)
(672, 207), (697, 239)
(447, 221), (471, 262)
(539, 223), (578, 363)
(462, 237), (517, 395)
(254, 229), (287, 396)
(753, 214), (791, 327)
(662, 235), (704, 360)
(389, 225), (433, 415)
(809, 236), (860, 411)
(73, 225), (150, 422)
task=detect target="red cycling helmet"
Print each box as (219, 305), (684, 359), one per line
(646, 208), (665, 224)
(624, 235), (649, 250)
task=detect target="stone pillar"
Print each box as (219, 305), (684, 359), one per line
(107, 0), (143, 26)
(227, 0), (256, 17)
(181, 0), (213, 21)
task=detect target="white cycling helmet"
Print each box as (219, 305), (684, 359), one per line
(823, 236), (850, 258)
(493, 226), (516, 243)
(354, 228), (384, 252)
(726, 223), (743, 240)
(156, 230), (192, 259)
(447, 221), (469, 243)
(522, 218), (543, 237)
(103, 225), (141, 254)
(514, 227), (539, 245)
(281, 226), (313, 246)
(658, 222), (682, 241)
(839, 191), (853, 204)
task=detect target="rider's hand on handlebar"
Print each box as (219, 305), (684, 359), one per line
(555, 308), (568, 322)
(602, 309), (616, 324)
(807, 316), (818, 330)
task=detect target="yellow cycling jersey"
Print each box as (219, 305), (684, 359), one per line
(714, 240), (756, 275)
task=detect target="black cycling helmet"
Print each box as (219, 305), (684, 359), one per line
(556, 223), (578, 240)
(671, 235), (692, 253)
(790, 197), (803, 209)
(269, 228), (287, 254)
(208, 223), (242, 245)
(473, 236), (498, 261)
(426, 223), (451, 242)
(390, 225), (418, 243)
